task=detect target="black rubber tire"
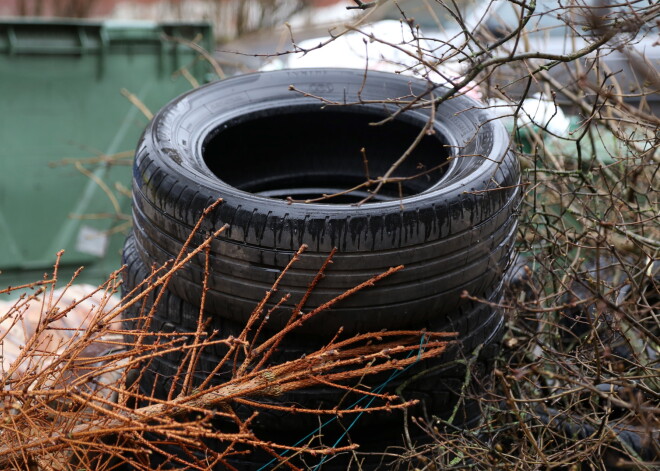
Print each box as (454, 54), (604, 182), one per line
(121, 235), (245, 378)
(122, 234), (504, 433)
(130, 68), (520, 335)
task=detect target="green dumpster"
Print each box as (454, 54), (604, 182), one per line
(0, 19), (214, 289)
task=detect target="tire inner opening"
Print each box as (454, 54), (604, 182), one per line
(203, 109), (449, 204)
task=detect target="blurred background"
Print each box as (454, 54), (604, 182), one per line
(1, 0), (350, 40)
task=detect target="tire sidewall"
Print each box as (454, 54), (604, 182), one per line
(137, 68), (518, 241)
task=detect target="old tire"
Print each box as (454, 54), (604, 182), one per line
(123, 233), (504, 433)
(130, 68), (520, 336)
(122, 68), (519, 468)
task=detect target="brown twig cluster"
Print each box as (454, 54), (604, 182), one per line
(0, 227), (453, 470)
(7, 2), (657, 469)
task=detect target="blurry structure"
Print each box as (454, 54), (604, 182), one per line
(1, 0), (344, 39)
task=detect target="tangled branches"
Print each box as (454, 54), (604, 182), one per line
(0, 236), (452, 470)
(252, 1), (659, 469)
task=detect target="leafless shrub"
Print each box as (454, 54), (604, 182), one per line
(0, 203), (453, 470)
(214, 0), (658, 468)
(6, 1), (656, 467)
(317, 1), (658, 469)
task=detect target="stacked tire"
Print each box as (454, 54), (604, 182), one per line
(122, 69), (520, 467)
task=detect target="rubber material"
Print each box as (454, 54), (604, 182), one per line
(130, 68), (520, 335)
(122, 69), (519, 466)
(122, 235), (504, 432)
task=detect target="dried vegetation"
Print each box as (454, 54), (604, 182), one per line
(0, 225), (453, 470)
(1, 0), (659, 469)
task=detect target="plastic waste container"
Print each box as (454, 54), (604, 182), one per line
(0, 19), (213, 287)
